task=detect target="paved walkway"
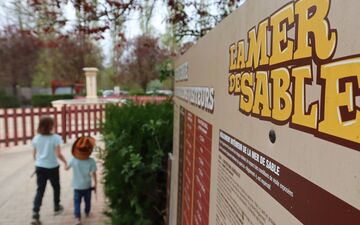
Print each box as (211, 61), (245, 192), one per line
(0, 136), (109, 225)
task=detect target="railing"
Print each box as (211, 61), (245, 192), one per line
(80, 95), (169, 104)
(0, 104), (105, 148)
(0, 96), (170, 148)
(126, 96), (169, 103)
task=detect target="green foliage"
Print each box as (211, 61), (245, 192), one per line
(161, 77), (174, 90)
(0, 90), (20, 108)
(32, 38), (103, 88)
(157, 58), (174, 82)
(31, 94), (74, 107)
(147, 79), (173, 93)
(100, 67), (118, 89)
(146, 79), (162, 92)
(128, 87), (145, 96)
(32, 49), (58, 87)
(103, 101), (173, 225)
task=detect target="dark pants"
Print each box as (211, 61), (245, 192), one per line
(33, 166), (61, 213)
(74, 189), (92, 219)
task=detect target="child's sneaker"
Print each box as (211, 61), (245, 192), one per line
(75, 218), (82, 225)
(54, 204), (64, 215)
(31, 212), (41, 224)
(30, 219), (41, 225)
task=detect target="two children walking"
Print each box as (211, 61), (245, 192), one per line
(31, 116), (97, 225)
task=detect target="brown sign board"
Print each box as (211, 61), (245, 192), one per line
(169, 0), (360, 224)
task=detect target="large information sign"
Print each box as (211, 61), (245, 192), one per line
(170, 0), (360, 224)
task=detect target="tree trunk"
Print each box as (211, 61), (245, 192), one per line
(12, 83), (18, 97)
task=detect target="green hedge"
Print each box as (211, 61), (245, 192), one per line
(31, 94), (74, 107)
(0, 90), (20, 108)
(103, 101), (173, 225)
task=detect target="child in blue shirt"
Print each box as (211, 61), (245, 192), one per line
(31, 116), (67, 225)
(66, 136), (97, 225)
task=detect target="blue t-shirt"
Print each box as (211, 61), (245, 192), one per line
(32, 134), (63, 169)
(68, 157), (97, 190)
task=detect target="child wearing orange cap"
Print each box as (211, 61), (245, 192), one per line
(66, 136), (97, 225)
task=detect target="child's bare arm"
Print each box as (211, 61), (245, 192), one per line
(65, 164), (70, 171)
(33, 149), (36, 161)
(55, 145), (67, 167)
(65, 158), (72, 171)
(92, 171), (97, 193)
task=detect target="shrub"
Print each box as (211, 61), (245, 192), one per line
(103, 101), (173, 225)
(0, 90), (20, 108)
(31, 94), (74, 107)
(128, 87), (145, 96)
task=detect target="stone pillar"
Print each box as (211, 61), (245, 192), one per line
(83, 67), (98, 99)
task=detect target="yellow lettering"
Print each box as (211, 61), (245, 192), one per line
(240, 72), (254, 113)
(294, 0), (337, 61)
(246, 20), (269, 69)
(234, 73), (241, 94)
(228, 74), (236, 94)
(252, 71), (271, 117)
(271, 68), (292, 122)
(270, 2), (294, 65)
(236, 40), (246, 69)
(229, 43), (237, 70)
(319, 58), (360, 144)
(291, 66), (318, 129)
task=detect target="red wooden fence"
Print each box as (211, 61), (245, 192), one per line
(0, 96), (169, 148)
(0, 104), (105, 148)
